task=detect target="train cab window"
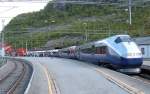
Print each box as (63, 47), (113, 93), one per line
(96, 46), (107, 54)
(115, 37), (121, 43)
(115, 36), (133, 43)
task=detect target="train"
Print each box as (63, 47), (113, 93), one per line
(27, 35), (143, 74)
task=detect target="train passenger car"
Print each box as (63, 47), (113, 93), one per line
(43, 50), (51, 57)
(76, 35), (143, 74)
(37, 51), (47, 57)
(59, 46), (76, 59)
(26, 51), (35, 57)
(27, 50), (47, 57)
(50, 49), (60, 57)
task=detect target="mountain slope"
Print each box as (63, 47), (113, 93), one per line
(4, 1), (150, 49)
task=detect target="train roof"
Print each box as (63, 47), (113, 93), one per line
(78, 34), (130, 49)
(59, 46), (77, 51)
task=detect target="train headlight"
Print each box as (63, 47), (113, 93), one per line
(127, 53), (132, 56)
(136, 53), (142, 56)
(127, 53), (142, 56)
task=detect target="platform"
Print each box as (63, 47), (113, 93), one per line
(22, 57), (130, 94)
(19, 57), (150, 94)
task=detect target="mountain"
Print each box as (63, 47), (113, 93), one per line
(3, 1), (150, 49)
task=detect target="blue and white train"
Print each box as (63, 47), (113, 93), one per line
(75, 35), (143, 73)
(27, 35), (143, 74)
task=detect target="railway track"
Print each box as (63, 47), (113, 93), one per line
(0, 59), (33, 94)
(131, 65), (150, 84)
(100, 64), (150, 83)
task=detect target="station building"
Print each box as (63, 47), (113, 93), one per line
(134, 36), (150, 59)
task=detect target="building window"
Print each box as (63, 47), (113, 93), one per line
(141, 48), (145, 55)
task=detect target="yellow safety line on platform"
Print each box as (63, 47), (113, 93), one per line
(95, 68), (145, 94)
(41, 63), (53, 94)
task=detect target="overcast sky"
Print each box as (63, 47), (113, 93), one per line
(0, 1), (50, 31)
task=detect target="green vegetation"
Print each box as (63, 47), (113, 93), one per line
(3, 2), (150, 49)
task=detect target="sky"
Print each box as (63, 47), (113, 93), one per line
(0, 1), (50, 32)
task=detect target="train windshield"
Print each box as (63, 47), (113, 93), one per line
(115, 36), (133, 43)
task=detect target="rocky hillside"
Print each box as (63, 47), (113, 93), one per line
(3, 0), (150, 50)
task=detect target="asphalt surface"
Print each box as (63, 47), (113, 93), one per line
(22, 57), (129, 94)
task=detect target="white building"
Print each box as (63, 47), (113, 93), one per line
(134, 37), (150, 59)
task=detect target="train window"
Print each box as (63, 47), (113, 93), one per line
(81, 46), (96, 54)
(96, 46), (107, 54)
(62, 50), (69, 54)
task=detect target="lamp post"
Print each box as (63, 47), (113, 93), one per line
(83, 22), (88, 42)
(51, 20), (55, 31)
(1, 19), (5, 57)
(26, 40), (28, 53)
(128, 0), (132, 25)
(45, 20), (55, 31)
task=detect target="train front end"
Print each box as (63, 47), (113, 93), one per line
(108, 35), (143, 74)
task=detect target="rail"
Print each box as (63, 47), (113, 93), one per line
(0, 58), (33, 94)
(7, 62), (26, 94)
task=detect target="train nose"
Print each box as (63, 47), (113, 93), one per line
(120, 57), (143, 68)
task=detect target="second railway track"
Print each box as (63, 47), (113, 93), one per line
(0, 58), (33, 94)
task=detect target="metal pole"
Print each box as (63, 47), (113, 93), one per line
(85, 29), (88, 42)
(30, 33), (32, 49)
(83, 23), (88, 42)
(128, 0), (132, 25)
(22, 40), (23, 48)
(1, 19), (5, 57)
(26, 40), (28, 52)
(14, 42), (16, 50)
(108, 24), (111, 37)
